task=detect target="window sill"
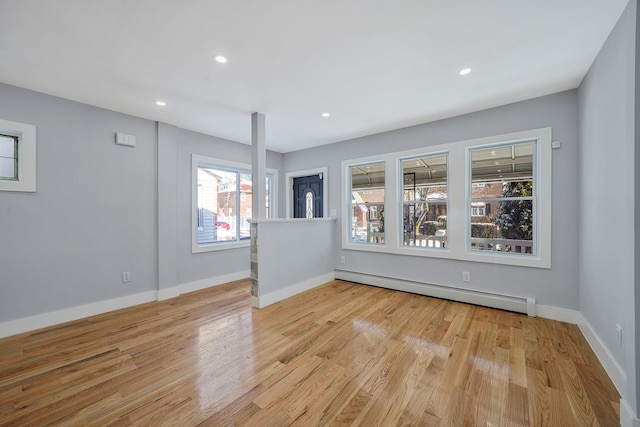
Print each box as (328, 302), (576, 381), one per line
(248, 217), (337, 224)
(192, 240), (250, 253)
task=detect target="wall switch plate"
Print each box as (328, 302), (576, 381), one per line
(122, 271), (131, 283)
(340, 256), (346, 264)
(115, 132), (136, 147)
(462, 271), (471, 282)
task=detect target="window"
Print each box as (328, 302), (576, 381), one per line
(192, 155), (276, 253)
(469, 141), (535, 255)
(370, 206), (377, 220)
(349, 162), (385, 244)
(471, 204), (486, 217)
(401, 154), (448, 249)
(342, 128), (551, 268)
(0, 119), (36, 192)
(0, 134), (18, 181)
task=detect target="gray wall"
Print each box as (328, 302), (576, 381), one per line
(0, 83), (158, 322)
(636, 0), (640, 416)
(175, 128), (284, 285)
(284, 90), (580, 309)
(0, 83), (285, 323)
(579, 0), (638, 416)
(254, 219), (336, 297)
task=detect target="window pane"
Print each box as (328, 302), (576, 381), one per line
(0, 135), (17, 180)
(471, 143), (533, 198)
(265, 176), (271, 218)
(471, 199), (533, 253)
(197, 168), (236, 243)
(0, 158), (16, 180)
(350, 162), (385, 244)
(239, 173), (252, 240)
(401, 154), (447, 248)
(469, 141), (535, 255)
(0, 135), (16, 158)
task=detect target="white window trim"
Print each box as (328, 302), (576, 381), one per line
(398, 151), (450, 253)
(0, 119), (36, 192)
(192, 154), (277, 253)
(342, 158), (389, 253)
(341, 128), (552, 269)
(285, 167), (328, 218)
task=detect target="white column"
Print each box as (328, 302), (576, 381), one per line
(252, 112), (267, 219)
(157, 122), (179, 300)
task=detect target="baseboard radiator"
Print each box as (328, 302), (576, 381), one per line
(334, 270), (536, 316)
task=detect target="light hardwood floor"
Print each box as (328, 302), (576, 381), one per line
(0, 279), (620, 426)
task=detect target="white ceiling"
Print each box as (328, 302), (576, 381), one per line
(0, 0), (630, 153)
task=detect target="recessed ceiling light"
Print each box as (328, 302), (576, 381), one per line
(214, 55), (228, 64)
(322, 112), (330, 118)
(156, 101), (166, 106)
(459, 67), (472, 76)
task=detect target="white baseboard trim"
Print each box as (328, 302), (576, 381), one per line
(0, 271), (252, 339)
(157, 270), (250, 301)
(252, 272), (335, 308)
(621, 398), (640, 427)
(335, 270), (583, 323)
(179, 270), (250, 295)
(535, 304), (580, 324)
(157, 286), (180, 301)
(0, 290), (158, 339)
(577, 313), (626, 396)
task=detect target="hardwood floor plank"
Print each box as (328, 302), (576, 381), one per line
(0, 279), (620, 426)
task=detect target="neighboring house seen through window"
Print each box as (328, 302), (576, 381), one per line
(342, 128), (551, 268)
(350, 162), (385, 244)
(192, 154), (276, 253)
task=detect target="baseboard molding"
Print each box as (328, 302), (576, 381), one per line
(252, 272), (335, 308)
(180, 270), (250, 295)
(156, 270), (251, 301)
(577, 313), (627, 396)
(157, 286), (180, 301)
(335, 270), (538, 315)
(0, 271), (252, 339)
(535, 304), (580, 324)
(621, 398), (640, 427)
(0, 290), (158, 339)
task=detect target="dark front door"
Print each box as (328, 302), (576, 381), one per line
(293, 174), (323, 218)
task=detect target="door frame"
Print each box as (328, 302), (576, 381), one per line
(286, 167), (328, 219)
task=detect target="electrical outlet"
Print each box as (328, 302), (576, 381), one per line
(616, 324), (622, 347)
(462, 271), (471, 282)
(122, 271), (131, 283)
(340, 256), (346, 264)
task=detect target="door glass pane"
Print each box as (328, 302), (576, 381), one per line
(305, 191), (314, 218)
